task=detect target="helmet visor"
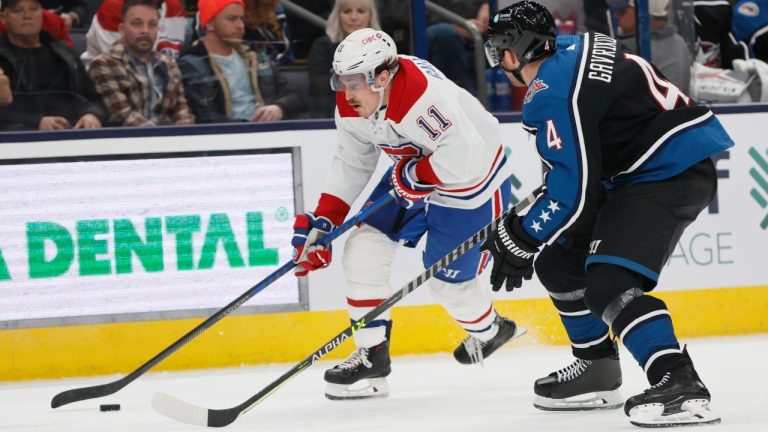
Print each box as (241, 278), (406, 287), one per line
(484, 40), (501, 67)
(330, 72), (370, 92)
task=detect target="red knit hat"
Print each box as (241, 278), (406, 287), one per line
(198, 0), (244, 29)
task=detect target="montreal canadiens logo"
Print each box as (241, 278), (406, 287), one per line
(738, 2), (760, 16)
(524, 78), (549, 104)
(377, 142), (423, 161)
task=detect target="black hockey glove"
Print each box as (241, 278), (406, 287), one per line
(480, 213), (541, 291)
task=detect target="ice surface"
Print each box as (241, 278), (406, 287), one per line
(1, 335), (766, 431)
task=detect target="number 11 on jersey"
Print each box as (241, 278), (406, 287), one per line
(417, 105), (452, 140)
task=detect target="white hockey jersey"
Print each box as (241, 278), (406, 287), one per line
(326, 55), (511, 213)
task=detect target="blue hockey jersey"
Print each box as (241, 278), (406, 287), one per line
(519, 33), (734, 245)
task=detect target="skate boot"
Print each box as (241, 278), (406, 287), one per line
(625, 348), (720, 427)
(324, 340), (391, 400)
(533, 348), (623, 411)
(453, 315), (527, 365)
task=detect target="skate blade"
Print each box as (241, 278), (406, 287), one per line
(533, 390), (624, 411)
(629, 399), (722, 428)
(325, 378), (390, 401)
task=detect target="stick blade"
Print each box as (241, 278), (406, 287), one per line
(51, 382), (116, 408)
(51, 389), (85, 409)
(151, 392), (239, 428)
(152, 392), (210, 426)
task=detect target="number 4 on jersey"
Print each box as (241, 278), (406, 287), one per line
(625, 53), (690, 110)
(546, 119), (563, 150)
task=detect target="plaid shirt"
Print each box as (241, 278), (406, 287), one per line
(88, 40), (194, 126)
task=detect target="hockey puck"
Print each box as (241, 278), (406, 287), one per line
(99, 404), (121, 412)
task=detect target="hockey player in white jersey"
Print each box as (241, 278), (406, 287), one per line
(291, 28), (526, 400)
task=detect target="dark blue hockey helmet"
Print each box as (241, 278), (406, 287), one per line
(485, 1), (557, 67)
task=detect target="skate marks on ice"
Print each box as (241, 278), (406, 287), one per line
(0, 335), (765, 431)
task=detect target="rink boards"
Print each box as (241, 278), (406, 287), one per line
(0, 107), (766, 380)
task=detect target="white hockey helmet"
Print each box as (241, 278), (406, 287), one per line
(330, 28), (399, 92)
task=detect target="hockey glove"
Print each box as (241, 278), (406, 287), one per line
(480, 213), (540, 291)
(390, 157), (435, 209)
(291, 212), (335, 277)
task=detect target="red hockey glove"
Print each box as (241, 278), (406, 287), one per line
(390, 157), (435, 209)
(291, 213), (335, 277)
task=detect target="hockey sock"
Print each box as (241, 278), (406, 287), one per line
(611, 295), (681, 385)
(536, 245), (613, 359)
(585, 264), (682, 384)
(454, 304), (499, 342)
(347, 297), (391, 347)
(543, 284), (613, 359)
(428, 278), (499, 342)
(559, 311), (613, 359)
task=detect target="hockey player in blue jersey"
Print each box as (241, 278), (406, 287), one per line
(482, 1), (734, 428)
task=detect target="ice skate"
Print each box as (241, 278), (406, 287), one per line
(533, 348), (623, 411)
(625, 349), (720, 428)
(324, 340), (391, 400)
(453, 316), (527, 365)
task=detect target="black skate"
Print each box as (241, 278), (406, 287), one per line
(453, 315), (526, 365)
(533, 348), (623, 411)
(625, 348), (720, 428)
(324, 340), (391, 400)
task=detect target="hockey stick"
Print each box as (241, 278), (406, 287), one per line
(50, 194), (394, 409)
(151, 187), (542, 428)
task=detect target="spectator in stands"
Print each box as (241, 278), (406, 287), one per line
(282, 0), (329, 59)
(88, 0), (194, 126)
(613, 0), (692, 92)
(0, 0), (105, 130)
(81, 0), (186, 68)
(306, 0), (379, 118)
(243, 0), (292, 63)
(0, 67), (11, 104)
(0, 1), (74, 47)
(377, 0), (412, 54)
(41, 0), (86, 29)
(179, 0), (304, 123)
(426, 0), (489, 95)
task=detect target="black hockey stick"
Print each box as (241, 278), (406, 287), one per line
(50, 194), (394, 409)
(151, 187), (542, 427)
